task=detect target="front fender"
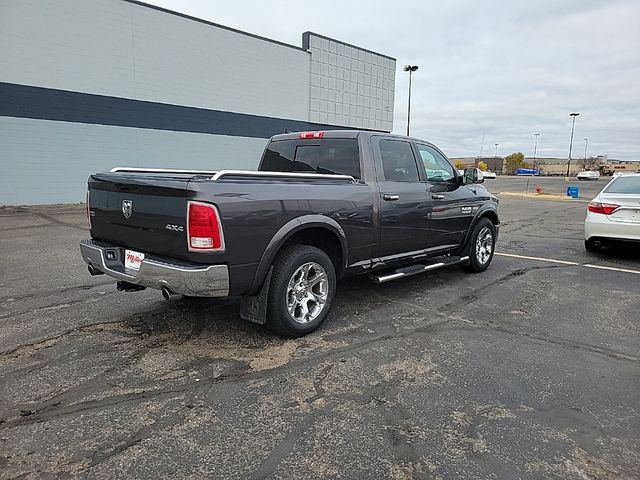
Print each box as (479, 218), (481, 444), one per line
(459, 204), (500, 253)
(249, 214), (348, 294)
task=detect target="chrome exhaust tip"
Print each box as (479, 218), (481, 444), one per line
(161, 286), (177, 301)
(87, 264), (103, 276)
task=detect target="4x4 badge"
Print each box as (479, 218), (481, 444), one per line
(122, 200), (133, 219)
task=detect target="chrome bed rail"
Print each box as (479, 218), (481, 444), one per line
(210, 170), (357, 183)
(108, 167), (358, 184)
(109, 167), (218, 175)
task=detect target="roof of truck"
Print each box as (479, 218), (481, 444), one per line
(270, 130), (430, 143)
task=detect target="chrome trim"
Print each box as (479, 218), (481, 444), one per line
(211, 170), (357, 183)
(286, 262), (329, 324)
(80, 240), (229, 297)
(107, 167), (357, 184)
(371, 256), (470, 284)
(110, 167), (218, 175)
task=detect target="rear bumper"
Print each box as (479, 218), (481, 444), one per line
(584, 214), (640, 242)
(79, 239), (229, 297)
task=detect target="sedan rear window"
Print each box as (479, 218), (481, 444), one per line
(261, 138), (361, 179)
(605, 176), (640, 194)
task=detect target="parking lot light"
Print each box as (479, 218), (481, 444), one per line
(567, 113), (580, 176)
(527, 133), (540, 194)
(403, 65), (419, 136)
(584, 137), (588, 169)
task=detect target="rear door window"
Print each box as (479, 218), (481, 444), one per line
(379, 140), (420, 182)
(261, 138), (361, 179)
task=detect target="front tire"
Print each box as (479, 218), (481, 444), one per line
(462, 218), (496, 273)
(266, 245), (336, 337)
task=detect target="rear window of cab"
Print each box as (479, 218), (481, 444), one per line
(260, 138), (361, 179)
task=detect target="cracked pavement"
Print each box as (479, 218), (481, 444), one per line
(1, 177), (639, 479)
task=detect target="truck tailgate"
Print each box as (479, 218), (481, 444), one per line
(88, 173), (197, 260)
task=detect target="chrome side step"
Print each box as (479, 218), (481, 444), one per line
(370, 256), (470, 284)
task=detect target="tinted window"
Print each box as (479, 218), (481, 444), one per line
(605, 176), (640, 194)
(261, 140), (295, 172)
(261, 139), (360, 179)
(416, 144), (455, 182)
(379, 140), (419, 182)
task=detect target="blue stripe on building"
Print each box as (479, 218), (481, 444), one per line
(0, 82), (380, 138)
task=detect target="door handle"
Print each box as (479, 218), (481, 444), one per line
(383, 194), (400, 201)
(431, 194), (445, 200)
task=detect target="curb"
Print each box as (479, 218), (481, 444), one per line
(496, 192), (589, 202)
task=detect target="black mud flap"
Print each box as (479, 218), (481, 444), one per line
(239, 268), (273, 325)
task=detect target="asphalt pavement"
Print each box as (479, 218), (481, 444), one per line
(0, 184), (639, 479)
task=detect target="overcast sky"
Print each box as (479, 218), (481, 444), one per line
(148, 0), (639, 160)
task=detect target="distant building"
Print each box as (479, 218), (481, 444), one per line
(449, 155), (639, 175)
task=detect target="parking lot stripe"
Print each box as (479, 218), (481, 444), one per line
(496, 252), (579, 266)
(582, 264), (640, 275)
(496, 252), (640, 275)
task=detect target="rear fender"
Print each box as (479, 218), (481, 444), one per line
(249, 214), (348, 294)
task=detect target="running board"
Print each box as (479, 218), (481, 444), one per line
(370, 256), (470, 284)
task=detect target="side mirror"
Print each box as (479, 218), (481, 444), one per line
(463, 167), (485, 184)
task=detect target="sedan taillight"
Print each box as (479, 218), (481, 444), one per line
(187, 201), (224, 251)
(588, 202), (619, 215)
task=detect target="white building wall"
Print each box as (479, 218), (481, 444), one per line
(306, 33), (395, 132)
(0, 0), (311, 120)
(0, 0), (396, 205)
(0, 117), (267, 205)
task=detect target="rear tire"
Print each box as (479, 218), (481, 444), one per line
(585, 238), (601, 253)
(462, 218), (496, 273)
(266, 245), (336, 337)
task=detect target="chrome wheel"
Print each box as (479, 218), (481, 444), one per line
(475, 226), (493, 265)
(286, 262), (329, 324)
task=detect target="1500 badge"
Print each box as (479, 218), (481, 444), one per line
(461, 206), (479, 215)
(165, 224), (184, 232)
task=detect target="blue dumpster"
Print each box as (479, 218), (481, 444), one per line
(566, 186), (579, 198)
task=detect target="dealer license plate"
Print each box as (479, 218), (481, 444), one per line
(124, 249), (145, 271)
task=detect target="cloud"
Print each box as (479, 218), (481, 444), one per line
(147, 0), (640, 160)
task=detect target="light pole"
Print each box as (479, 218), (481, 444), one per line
(403, 65), (418, 136)
(567, 112), (580, 176)
(494, 143), (499, 158)
(527, 133), (540, 194)
(532, 133), (540, 172)
(478, 132), (485, 167)
(583, 137), (588, 169)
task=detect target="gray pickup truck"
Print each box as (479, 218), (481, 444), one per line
(80, 130), (499, 336)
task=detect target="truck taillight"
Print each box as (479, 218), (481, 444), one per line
(299, 131), (324, 139)
(187, 201), (224, 251)
(86, 191), (91, 229)
(588, 202), (619, 215)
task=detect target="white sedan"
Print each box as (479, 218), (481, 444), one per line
(577, 170), (600, 181)
(585, 173), (640, 251)
(481, 171), (497, 179)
